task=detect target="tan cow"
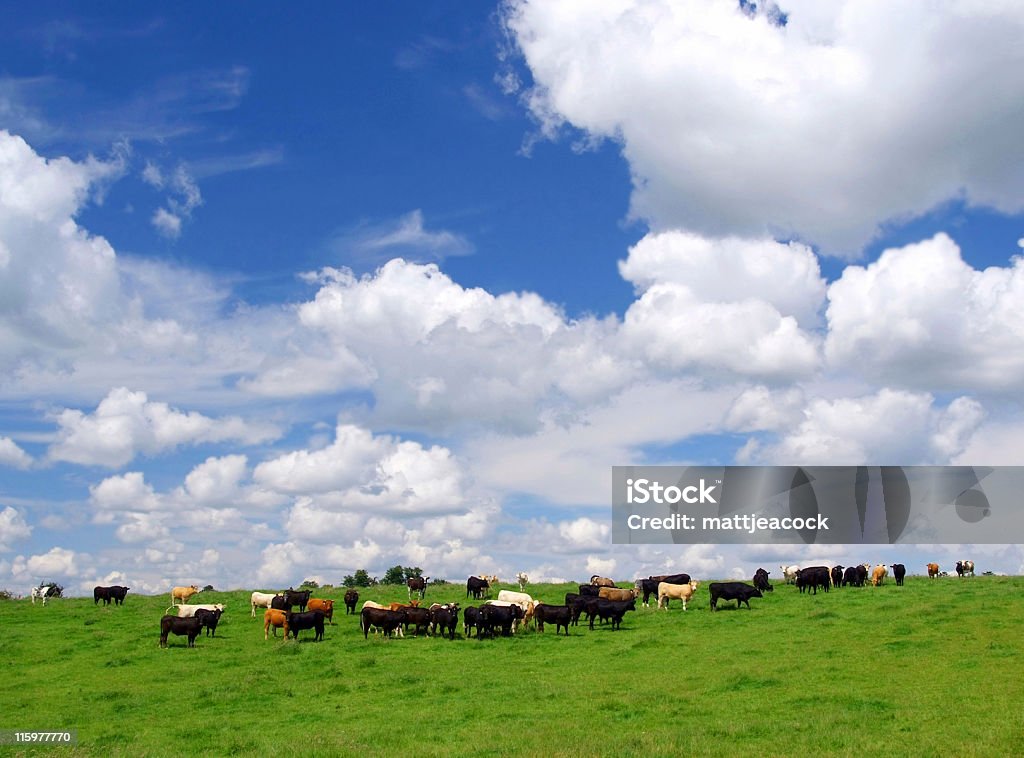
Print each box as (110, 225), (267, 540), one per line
(871, 564), (887, 586)
(927, 562), (940, 578)
(171, 585), (200, 605)
(264, 608), (289, 640)
(307, 598), (334, 623)
(590, 575), (615, 588)
(658, 581), (700, 610)
(598, 587), (640, 602)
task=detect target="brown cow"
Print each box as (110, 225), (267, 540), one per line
(927, 562), (940, 578)
(389, 600), (420, 611)
(264, 608), (290, 640)
(307, 598), (334, 623)
(598, 587), (639, 602)
(344, 589), (359, 615)
(171, 585), (200, 605)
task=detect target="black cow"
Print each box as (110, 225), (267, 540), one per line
(796, 566), (830, 595)
(479, 603), (523, 637)
(578, 584), (602, 597)
(93, 586), (111, 605)
(636, 579), (661, 607)
(194, 608), (223, 637)
(956, 561), (965, 577)
(752, 569), (773, 593)
(891, 563), (906, 586)
(407, 576), (428, 600)
(344, 589), (359, 615)
(430, 605), (459, 640)
(361, 608), (406, 639)
(287, 610), (325, 641)
(843, 566), (860, 587)
(572, 595), (601, 627)
(404, 606), (432, 636)
(271, 594), (290, 611)
(283, 588), (311, 612)
(709, 582), (763, 611)
(463, 606), (482, 638)
(159, 615), (203, 648)
(856, 564), (868, 586)
(657, 573), (692, 586)
(830, 566), (844, 588)
(533, 604), (571, 636)
(592, 598), (635, 630)
(466, 576), (489, 599)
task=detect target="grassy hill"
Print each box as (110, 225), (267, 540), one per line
(1, 576), (1022, 756)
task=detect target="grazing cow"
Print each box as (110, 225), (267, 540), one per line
(479, 603), (523, 637)
(463, 606), (482, 638)
(599, 587), (640, 602)
(592, 598), (636, 630)
(264, 609), (290, 640)
(927, 562), (940, 578)
(361, 607), (407, 639)
(709, 582), (763, 611)
(160, 615), (203, 648)
(466, 576), (490, 599)
(173, 603), (225, 618)
(430, 604), (460, 639)
(658, 581), (699, 610)
(407, 576), (428, 600)
(250, 592), (280, 617)
(171, 585), (200, 605)
(891, 564), (906, 586)
(842, 566), (860, 587)
(194, 608), (223, 637)
(283, 588), (311, 612)
(780, 565), (801, 585)
(590, 575), (615, 588)
(344, 589), (359, 615)
(753, 569), (773, 594)
(871, 564), (887, 586)
(516, 572), (529, 591)
(796, 566), (831, 595)
(578, 584), (603, 597)
(533, 604), (571, 635)
(962, 560), (975, 577)
(287, 610), (325, 641)
(307, 598), (334, 623)
(830, 566), (844, 589)
(94, 585), (130, 606)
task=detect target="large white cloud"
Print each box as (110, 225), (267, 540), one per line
(12, 546), (79, 579)
(826, 233), (1024, 391)
(503, 1), (1024, 253)
(48, 387), (280, 468)
(0, 507), (32, 551)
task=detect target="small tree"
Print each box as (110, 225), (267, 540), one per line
(382, 565), (405, 585)
(403, 566), (423, 581)
(300, 578), (319, 589)
(342, 575), (355, 587)
(202, 585), (215, 592)
(353, 569), (372, 587)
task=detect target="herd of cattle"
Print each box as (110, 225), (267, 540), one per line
(28, 561), (979, 647)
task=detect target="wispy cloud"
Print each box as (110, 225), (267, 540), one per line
(394, 36), (454, 71)
(333, 210), (474, 267)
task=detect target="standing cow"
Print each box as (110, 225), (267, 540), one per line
(927, 563), (940, 578)
(407, 576), (428, 600)
(344, 589), (359, 615)
(891, 564), (906, 586)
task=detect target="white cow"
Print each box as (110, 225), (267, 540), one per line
(172, 603), (225, 618)
(30, 584), (56, 605)
(780, 565), (801, 585)
(250, 591), (281, 617)
(516, 572), (529, 591)
(497, 589), (534, 611)
(657, 581), (700, 610)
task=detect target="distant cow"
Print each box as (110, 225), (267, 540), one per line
(251, 591), (280, 617)
(709, 582), (762, 611)
(592, 598), (636, 630)
(753, 569), (773, 594)
(516, 572), (529, 591)
(927, 562), (940, 578)
(194, 608), (223, 637)
(264, 609), (290, 640)
(307, 598), (334, 623)
(658, 581), (699, 610)
(30, 584), (58, 606)
(891, 564), (906, 586)
(287, 610), (325, 641)
(344, 589), (359, 615)
(797, 566), (831, 595)
(160, 615), (202, 648)
(780, 565), (800, 585)
(467, 576), (490, 599)
(407, 576), (428, 600)
(962, 560), (975, 577)
(533, 604), (571, 635)
(871, 564), (887, 586)
(361, 607), (407, 639)
(830, 566), (844, 588)
(94, 585), (130, 606)
(171, 585), (200, 605)
(590, 575), (615, 588)
(599, 587), (640, 602)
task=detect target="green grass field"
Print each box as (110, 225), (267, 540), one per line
(1, 576), (1022, 757)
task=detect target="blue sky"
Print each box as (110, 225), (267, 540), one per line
(2, 1), (1023, 593)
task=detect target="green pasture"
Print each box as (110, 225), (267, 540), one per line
(1, 576), (1022, 757)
